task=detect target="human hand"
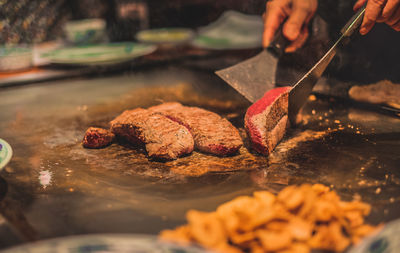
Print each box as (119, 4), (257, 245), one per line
(262, 0), (318, 52)
(354, 0), (400, 34)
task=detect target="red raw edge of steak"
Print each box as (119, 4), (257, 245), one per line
(245, 87), (292, 155)
(82, 127), (115, 149)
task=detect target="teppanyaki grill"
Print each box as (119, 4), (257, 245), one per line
(0, 66), (399, 245)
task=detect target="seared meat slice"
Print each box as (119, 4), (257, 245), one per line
(245, 87), (291, 155)
(110, 108), (194, 160)
(82, 127), (115, 149)
(149, 103), (243, 156)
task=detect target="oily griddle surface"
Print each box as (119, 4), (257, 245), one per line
(0, 68), (399, 245)
(46, 82), (267, 177)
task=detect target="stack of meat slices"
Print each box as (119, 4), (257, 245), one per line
(82, 103), (243, 160)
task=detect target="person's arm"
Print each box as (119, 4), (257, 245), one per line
(354, 0), (400, 34)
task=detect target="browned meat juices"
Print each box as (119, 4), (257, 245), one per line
(149, 102), (243, 156)
(82, 127), (115, 149)
(110, 108), (194, 160)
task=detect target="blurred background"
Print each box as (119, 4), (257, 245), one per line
(0, 0), (265, 44)
(0, 0), (399, 85)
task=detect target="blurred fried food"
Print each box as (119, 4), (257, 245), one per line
(159, 184), (382, 253)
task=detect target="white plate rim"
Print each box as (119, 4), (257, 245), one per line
(0, 138), (12, 171)
(0, 233), (209, 253)
(41, 43), (157, 65)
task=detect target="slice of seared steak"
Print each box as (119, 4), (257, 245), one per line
(149, 103), (243, 156)
(110, 108), (194, 160)
(83, 127), (115, 149)
(245, 87), (291, 155)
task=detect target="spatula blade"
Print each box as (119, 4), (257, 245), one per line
(288, 45), (337, 125)
(288, 6), (366, 125)
(215, 50), (278, 103)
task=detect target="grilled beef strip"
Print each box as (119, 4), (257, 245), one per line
(149, 102), (243, 156)
(110, 108), (194, 160)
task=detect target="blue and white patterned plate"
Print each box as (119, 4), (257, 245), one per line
(0, 138), (12, 171)
(349, 219), (400, 253)
(0, 234), (210, 253)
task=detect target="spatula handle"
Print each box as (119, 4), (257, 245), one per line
(267, 23), (290, 57)
(341, 5), (366, 37)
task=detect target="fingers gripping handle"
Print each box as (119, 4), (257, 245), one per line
(267, 22), (291, 57)
(341, 5), (366, 37)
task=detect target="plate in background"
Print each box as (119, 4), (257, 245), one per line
(192, 10), (263, 50)
(0, 234), (209, 253)
(136, 28), (195, 45)
(41, 42), (156, 65)
(349, 219), (400, 253)
(64, 18), (107, 45)
(0, 138), (12, 170)
(0, 46), (33, 72)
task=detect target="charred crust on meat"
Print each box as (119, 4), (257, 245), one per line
(82, 127), (115, 149)
(110, 108), (194, 160)
(149, 102), (243, 157)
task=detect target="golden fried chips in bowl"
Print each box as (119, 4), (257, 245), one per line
(160, 184), (381, 253)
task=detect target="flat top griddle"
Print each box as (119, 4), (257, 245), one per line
(0, 66), (399, 249)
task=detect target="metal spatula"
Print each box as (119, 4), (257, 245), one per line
(216, 6), (366, 125)
(215, 23), (290, 103)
